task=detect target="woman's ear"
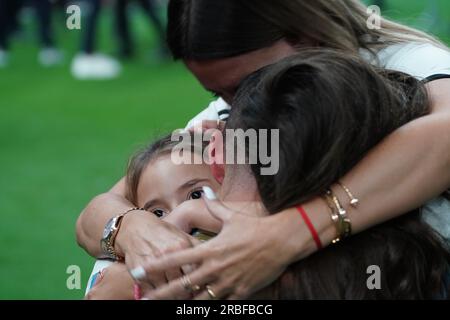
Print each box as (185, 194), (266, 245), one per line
(209, 130), (225, 184)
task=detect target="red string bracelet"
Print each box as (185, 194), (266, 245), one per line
(296, 206), (323, 250)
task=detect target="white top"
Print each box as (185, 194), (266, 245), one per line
(186, 42), (450, 128)
(365, 42), (450, 80)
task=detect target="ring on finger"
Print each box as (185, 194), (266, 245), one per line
(205, 285), (217, 300)
(181, 275), (201, 293)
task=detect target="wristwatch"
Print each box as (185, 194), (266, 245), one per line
(101, 214), (126, 261)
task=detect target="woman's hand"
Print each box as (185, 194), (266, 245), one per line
(85, 263), (135, 300)
(140, 192), (318, 300)
(163, 199), (222, 234)
(114, 210), (200, 289)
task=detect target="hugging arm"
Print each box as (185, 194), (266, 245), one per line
(76, 177), (200, 287)
(140, 79), (450, 300)
(76, 178), (132, 257)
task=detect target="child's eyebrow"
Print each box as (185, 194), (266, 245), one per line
(177, 178), (210, 191)
(143, 200), (157, 211)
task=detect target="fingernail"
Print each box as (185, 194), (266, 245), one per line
(134, 284), (142, 300)
(130, 266), (146, 281)
(202, 186), (217, 200)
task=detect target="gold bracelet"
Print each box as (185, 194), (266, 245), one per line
(336, 181), (359, 208)
(321, 192), (341, 244)
(323, 190), (352, 242)
(327, 190), (352, 239)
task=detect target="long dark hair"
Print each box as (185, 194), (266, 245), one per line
(167, 0), (443, 61)
(226, 50), (450, 299)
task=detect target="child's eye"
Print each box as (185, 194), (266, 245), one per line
(189, 189), (204, 200)
(152, 208), (168, 218)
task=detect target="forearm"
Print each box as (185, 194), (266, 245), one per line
(339, 113), (450, 232)
(284, 112), (450, 263)
(76, 178), (135, 257)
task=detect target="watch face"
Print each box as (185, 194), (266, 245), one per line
(103, 218), (115, 238)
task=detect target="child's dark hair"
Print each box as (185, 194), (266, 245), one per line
(226, 50), (450, 299)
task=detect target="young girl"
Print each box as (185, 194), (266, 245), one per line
(85, 133), (221, 299)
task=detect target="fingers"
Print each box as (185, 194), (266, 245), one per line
(202, 187), (233, 222)
(128, 233), (201, 289)
(141, 269), (167, 288)
(130, 244), (208, 290)
(130, 259), (166, 288)
(163, 212), (190, 233)
(142, 245), (208, 274)
(165, 267), (184, 283)
(194, 284), (230, 300)
(144, 266), (216, 300)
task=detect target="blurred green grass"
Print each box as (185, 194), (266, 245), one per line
(0, 6), (211, 299)
(0, 1), (449, 299)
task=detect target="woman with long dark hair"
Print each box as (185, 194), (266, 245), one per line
(76, 0), (450, 299)
(220, 50), (450, 299)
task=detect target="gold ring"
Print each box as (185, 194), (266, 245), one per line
(205, 285), (217, 299)
(181, 275), (201, 293)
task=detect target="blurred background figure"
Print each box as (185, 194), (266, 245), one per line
(115, 0), (169, 60)
(0, 0), (63, 67)
(0, 0), (9, 67)
(32, 0), (64, 66)
(71, 0), (122, 80)
(0, 0), (24, 67)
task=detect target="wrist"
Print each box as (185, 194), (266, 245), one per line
(113, 209), (147, 258)
(276, 197), (336, 264)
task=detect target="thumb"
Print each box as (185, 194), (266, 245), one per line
(202, 186), (233, 222)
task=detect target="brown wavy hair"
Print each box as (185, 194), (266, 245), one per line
(226, 50), (450, 299)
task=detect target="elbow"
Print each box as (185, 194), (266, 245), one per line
(75, 212), (85, 249)
(75, 193), (108, 250)
(423, 113), (450, 175)
(436, 113), (450, 166)
(413, 112), (450, 160)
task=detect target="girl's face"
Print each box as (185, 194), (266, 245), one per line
(136, 153), (220, 218)
(184, 40), (298, 104)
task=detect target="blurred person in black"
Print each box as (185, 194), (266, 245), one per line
(0, 0), (9, 67)
(0, 0), (63, 67)
(0, 0), (23, 66)
(115, 0), (169, 60)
